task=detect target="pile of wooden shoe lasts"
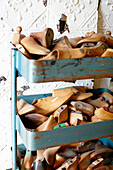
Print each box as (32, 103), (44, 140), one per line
(20, 140), (113, 169)
(17, 86), (113, 130)
(12, 26), (113, 60)
(17, 86), (113, 169)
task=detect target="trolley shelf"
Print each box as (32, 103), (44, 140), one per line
(16, 88), (113, 151)
(16, 114), (113, 151)
(11, 47), (113, 169)
(15, 49), (113, 83)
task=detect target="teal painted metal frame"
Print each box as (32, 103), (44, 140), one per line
(11, 48), (17, 170)
(11, 47), (113, 169)
(16, 50), (113, 83)
(17, 114), (113, 151)
(16, 90), (113, 151)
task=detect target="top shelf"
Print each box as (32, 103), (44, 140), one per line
(13, 48), (113, 83)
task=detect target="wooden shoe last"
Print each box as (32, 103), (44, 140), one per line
(30, 28), (54, 48)
(86, 96), (109, 108)
(56, 156), (78, 170)
(35, 114), (57, 132)
(16, 44), (33, 59)
(42, 115), (57, 131)
(90, 144), (113, 160)
(21, 150), (33, 170)
(77, 35), (106, 47)
(86, 158), (104, 170)
(101, 48), (113, 57)
(57, 48), (87, 59)
(53, 104), (68, 124)
(109, 105), (113, 112)
(100, 92), (113, 104)
(69, 36), (84, 48)
(38, 49), (58, 61)
(53, 36), (72, 50)
(12, 26), (25, 46)
(69, 111), (84, 126)
(53, 87), (78, 97)
(17, 99), (37, 115)
(71, 101), (95, 116)
(78, 150), (94, 170)
(91, 115), (103, 123)
(75, 140), (101, 153)
(33, 158), (46, 170)
(35, 93), (73, 116)
(71, 92), (93, 101)
(36, 149), (45, 161)
(43, 146), (61, 165)
(94, 108), (113, 120)
(105, 34), (113, 48)
(21, 37), (50, 55)
(53, 153), (67, 169)
(81, 42), (108, 57)
(20, 112), (48, 129)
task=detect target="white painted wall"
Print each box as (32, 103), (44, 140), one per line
(94, 0), (113, 90)
(0, 0), (113, 169)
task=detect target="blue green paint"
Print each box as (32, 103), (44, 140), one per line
(16, 50), (113, 83)
(16, 89), (113, 151)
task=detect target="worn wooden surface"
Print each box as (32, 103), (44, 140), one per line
(16, 50), (113, 83)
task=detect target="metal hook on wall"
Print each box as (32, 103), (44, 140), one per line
(57, 14), (70, 34)
(43, 0), (47, 7)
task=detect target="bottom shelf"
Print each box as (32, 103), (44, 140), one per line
(16, 88), (113, 151)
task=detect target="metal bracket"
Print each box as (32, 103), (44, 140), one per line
(57, 14), (70, 34)
(97, 0), (101, 10)
(43, 0), (47, 7)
